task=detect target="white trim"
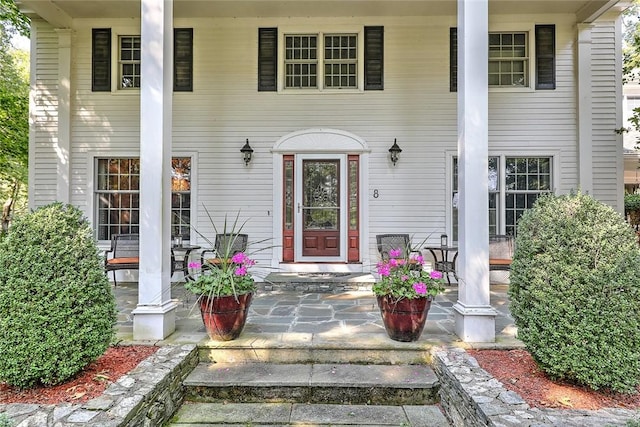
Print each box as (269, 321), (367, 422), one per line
(272, 128), (371, 153)
(577, 23), (594, 194)
(487, 23), (536, 93)
(55, 29), (72, 203)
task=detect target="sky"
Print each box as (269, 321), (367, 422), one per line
(12, 34), (29, 51)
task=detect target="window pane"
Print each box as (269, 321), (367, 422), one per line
(324, 34), (358, 89)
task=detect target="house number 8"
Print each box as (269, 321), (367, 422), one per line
(373, 189), (379, 198)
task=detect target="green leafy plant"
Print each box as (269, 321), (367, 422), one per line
(372, 247), (445, 299)
(509, 192), (640, 393)
(0, 202), (116, 389)
(0, 413), (13, 427)
(625, 194), (640, 226)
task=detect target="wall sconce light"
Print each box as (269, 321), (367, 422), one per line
(240, 139), (254, 166)
(440, 234), (448, 247)
(388, 139), (402, 166)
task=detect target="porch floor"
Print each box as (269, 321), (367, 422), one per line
(114, 282), (521, 348)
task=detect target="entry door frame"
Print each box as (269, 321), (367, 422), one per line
(295, 153), (348, 262)
(271, 128), (372, 272)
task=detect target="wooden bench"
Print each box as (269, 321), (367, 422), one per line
(489, 235), (514, 271)
(104, 234), (139, 286)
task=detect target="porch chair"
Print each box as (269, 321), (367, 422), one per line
(489, 234), (515, 271)
(375, 234), (422, 270)
(200, 233), (249, 269)
(104, 234), (140, 287)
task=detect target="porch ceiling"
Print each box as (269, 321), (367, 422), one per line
(17, 0), (625, 28)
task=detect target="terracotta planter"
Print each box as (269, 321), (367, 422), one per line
(376, 295), (432, 342)
(198, 293), (253, 341)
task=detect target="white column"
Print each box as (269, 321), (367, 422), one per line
(55, 29), (72, 203)
(132, 0), (178, 340)
(453, 0), (496, 342)
(577, 24), (594, 195)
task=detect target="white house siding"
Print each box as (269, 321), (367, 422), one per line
(591, 17), (624, 210)
(29, 19), (60, 209)
(28, 12), (622, 268)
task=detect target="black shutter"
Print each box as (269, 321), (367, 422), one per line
(258, 28), (278, 92)
(450, 27), (457, 92)
(535, 25), (555, 90)
(174, 28), (193, 91)
(364, 26), (384, 90)
(92, 28), (111, 92)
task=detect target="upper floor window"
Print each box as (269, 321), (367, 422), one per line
(284, 33), (358, 90)
(92, 28), (193, 92)
(450, 25), (555, 92)
(259, 26), (383, 92)
(119, 36), (141, 89)
(488, 32), (528, 87)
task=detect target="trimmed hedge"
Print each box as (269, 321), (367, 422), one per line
(509, 192), (640, 393)
(0, 203), (116, 389)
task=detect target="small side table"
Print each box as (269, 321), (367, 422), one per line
(171, 244), (201, 277)
(424, 245), (459, 284)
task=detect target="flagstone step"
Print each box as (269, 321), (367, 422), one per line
(167, 402), (451, 426)
(262, 272), (376, 292)
(184, 362), (440, 405)
(197, 332), (449, 365)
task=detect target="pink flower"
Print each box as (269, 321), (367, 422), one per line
(377, 263), (391, 277)
(389, 258), (399, 267)
(389, 248), (402, 258)
(188, 262), (201, 269)
(401, 275), (409, 282)
(430, 270), (443, 280)
(234, 266), (247, 276)
(231, 252), (246, 264)
(412, 282), (427, 294)
(411, 254), (425, 265)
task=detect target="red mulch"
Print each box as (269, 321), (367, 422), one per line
(0, 346), (158, 405)
(468, 349), (640, 410)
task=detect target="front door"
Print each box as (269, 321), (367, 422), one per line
(295, 154), (347, 261)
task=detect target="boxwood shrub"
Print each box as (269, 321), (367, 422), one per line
(0, 203), (116, 389)
(509, 192), (640, 393)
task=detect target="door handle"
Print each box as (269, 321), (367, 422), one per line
(298, 203), (301, 213)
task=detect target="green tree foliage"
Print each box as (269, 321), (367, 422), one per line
(0, 203), (116, 389)
(0, 0), (29, 233)
(509, 192), (640, 393)
(624, 0), (640, 83)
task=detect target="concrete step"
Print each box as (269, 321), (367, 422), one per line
(168, 402), (451, 426)
(184, 362), (440, 405)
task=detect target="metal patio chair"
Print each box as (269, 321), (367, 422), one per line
(104, 234), (140, 287)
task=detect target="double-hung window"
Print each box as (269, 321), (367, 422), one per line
(119, 36), (141, 89)
(96, 157), (192, 240)
(488, 32), (528, 87)
(450, 25), (555, 91)
(284, 33), (358, 90)
(451, 155), (552, 240)
(92, 28), (193, 92)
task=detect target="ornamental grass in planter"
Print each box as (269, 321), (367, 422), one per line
(183, 209), (264, 341)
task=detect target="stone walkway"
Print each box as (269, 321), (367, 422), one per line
(114, 282), (520, 347)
